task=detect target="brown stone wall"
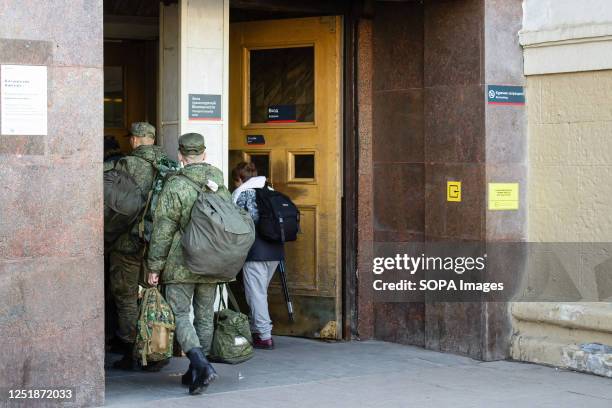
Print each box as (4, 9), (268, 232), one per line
(423, 0), (525, 361)
(371, 1), (426, 346)
(357, 0), (525, 360)
(0, 1), (105, 406)
(423, 0), (487, 359)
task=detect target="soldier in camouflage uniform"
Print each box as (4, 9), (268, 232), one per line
(109, 122), (170, 370)
(147, 133), (226, 395)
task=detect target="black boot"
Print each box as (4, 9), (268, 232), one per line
(181, 353), (210, 385)
(181, 364), (192, 386)
(112, 342), (135, 370)
(185, 348), (218, 395)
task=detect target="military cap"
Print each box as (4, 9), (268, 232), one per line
(129, 122), (156, 139)
(179, 133), (206, 155)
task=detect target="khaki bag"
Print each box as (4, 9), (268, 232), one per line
(135, 288), (176, 366)
(209, 284), (254, 364)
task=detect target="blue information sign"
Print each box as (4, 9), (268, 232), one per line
(487, 85), (525, 106)
(247, 135), (265, 145)
(267, 105), (296, 122)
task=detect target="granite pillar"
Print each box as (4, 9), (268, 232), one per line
(371, 1), (426, 346)
(0, 1), (104, 406)
(356, 18), (375, 340)
(423, 0), (487, 359)
(482, 0), (526, 361)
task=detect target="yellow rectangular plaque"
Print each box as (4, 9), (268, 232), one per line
(488, 183), (519, 210)
(447, 181), (462, 202)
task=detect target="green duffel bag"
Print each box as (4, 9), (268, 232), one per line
(179, 174), (256, 281)
(209, 284), (254, 364)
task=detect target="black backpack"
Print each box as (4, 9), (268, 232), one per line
(255, 185), (300, 243)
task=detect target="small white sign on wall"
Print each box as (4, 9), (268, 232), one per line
(1, 65), (48, 136)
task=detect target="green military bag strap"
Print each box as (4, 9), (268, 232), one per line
(134, 157), (158, 241)
(226, 284), (241, 312)
(214, 284), (241, 313)
(214, 284), (227, 328)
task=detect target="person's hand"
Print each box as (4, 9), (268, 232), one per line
(148, 272), (160, 286)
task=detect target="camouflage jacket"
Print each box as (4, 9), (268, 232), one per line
(147, 162), (231, 284)
(110, 145), (170, 254)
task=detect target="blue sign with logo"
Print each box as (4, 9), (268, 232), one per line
(487, 85), (525, 106)
(267, 105), (296, 122)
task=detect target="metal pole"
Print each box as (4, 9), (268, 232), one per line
(278, 260), (294, 322)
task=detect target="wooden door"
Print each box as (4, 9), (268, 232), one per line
(229, 17), (342, 339)
(104, 40), (157, 154)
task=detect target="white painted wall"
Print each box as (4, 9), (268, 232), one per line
(521, 0), (612, 74)
(159, 0), (230, 181)
(523, 0), (612, 33)
(180, 0), (230, 181)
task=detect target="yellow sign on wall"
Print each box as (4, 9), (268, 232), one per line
(447, 181), (462, 202)
(488, 183), (519, 210)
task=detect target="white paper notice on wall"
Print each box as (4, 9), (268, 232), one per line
(1, 65), (48, 136)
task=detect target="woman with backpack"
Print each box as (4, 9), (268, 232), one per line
(231, 162), (284, 350)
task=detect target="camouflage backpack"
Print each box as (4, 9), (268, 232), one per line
(135, 288), (176, 366)
(138, 156), (180, 243)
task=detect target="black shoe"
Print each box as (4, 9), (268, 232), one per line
(186, 348), (218, 395)
(112, 342), (135, 370)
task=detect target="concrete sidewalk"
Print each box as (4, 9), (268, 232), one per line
(105, 337), (612, 407)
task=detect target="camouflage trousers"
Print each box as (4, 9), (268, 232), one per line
(165, 283), (217, 354)
(109, 251), (141, 343)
